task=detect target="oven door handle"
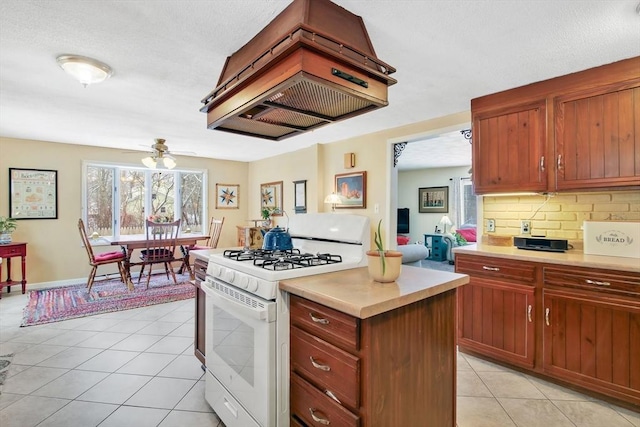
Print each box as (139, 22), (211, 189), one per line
(202, 282), (274, 322)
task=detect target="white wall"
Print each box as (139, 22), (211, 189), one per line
(398, 166), (470, 244)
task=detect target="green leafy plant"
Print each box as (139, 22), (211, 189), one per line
(261, 207), (280, 220)
(373, 219), (386, 274)
(0, 216), (17, 233)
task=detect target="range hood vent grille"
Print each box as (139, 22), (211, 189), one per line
(201, 0), (396, 140)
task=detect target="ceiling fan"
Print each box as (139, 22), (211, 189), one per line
(139, 138), (194, 170)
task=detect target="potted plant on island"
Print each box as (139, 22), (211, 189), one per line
(366, 219), (403, 282)
(0, 216), (18, 244)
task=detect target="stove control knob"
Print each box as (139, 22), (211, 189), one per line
(225, 270), (235, 282)
(209, 265), (221, 277)
(247, 278), (259, 293)
(237, 275), (249, 289)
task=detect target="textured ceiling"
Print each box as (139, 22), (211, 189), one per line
(1, 1), (639, 166)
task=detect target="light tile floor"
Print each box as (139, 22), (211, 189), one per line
(1, 286), (639, 427)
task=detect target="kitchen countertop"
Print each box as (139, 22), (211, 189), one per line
(454, 243), (640, 273)
(279, 265), (469, 319)
(189, 248), (227, 262)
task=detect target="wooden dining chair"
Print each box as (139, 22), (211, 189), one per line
(78, 218), (130, 291)
(138, 219), (181, 289)
(179, 217), (225, 278)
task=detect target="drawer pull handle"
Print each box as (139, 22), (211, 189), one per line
(326, 390), (341, 404)
(527, 304), (532, 323)
(309, 313), (329, 325)
(309, 408), (330, 425)
(310, 356), (331, 371)
(482, 266), (500, 271)
(545, 308), (550, 326)
(223, 397), (238, 418)
(585, 279), (610, 287)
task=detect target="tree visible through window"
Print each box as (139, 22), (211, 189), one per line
(84, 163), (206, 239)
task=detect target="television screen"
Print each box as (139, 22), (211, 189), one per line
(397, 208), (409, 234)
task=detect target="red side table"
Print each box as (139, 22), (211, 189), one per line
(0, 242), (27, 298)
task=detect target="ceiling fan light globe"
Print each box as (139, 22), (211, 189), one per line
(162, 157), (176, 169)
(141, 156), (156, 168)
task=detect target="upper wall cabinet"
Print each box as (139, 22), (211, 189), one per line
(555, 83), (640, 190)
(471, 56), (640, 195)
(472, 100), (547, 194)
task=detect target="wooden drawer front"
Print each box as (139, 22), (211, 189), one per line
(544, 267), (640, 297)
(290, 295), (359, 352)
(291, 373), (360, 427)
(0, 246), (24, 257)
(194, 258), (208, 282)
(291, 326), (360, 411)
(456, 255), (536, 284)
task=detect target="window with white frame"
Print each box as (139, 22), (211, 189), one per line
(84, 163), (207, 239)
(458, 177), (476, 226)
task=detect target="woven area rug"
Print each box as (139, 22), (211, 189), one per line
(21, 273), (194, 327)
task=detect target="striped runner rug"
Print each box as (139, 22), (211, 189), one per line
(21, 273), (194, 327)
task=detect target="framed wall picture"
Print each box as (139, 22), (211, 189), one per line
(335, 171), (366, 209)
(215, 183), (239, 209)
(260, 181), (283, 216)
(9, 168), (58, 219)
(293, 180), (307, 213)
(418, 186), (449, 213)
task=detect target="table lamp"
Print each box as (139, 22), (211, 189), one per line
(440, 215), (452, 234)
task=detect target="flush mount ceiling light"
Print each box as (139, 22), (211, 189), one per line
(56, 54), (113, 87)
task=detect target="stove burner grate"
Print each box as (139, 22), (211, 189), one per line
(223, 249), (342, 270)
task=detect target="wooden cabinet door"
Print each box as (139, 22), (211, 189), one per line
(472, 100), (547, 194)
(543, 289), (640, 405)
(458, 277), (535, 368)
(555, 81), (640, 190)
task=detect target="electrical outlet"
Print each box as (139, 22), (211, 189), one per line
(521, 220), (531, 235)
(486, 219), (496, 232)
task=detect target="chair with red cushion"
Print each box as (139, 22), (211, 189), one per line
(179, 217), (224, 278)
(78, 218), (129, 291)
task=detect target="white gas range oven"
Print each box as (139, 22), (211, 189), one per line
(201, 213), (370, 427)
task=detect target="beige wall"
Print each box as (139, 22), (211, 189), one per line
(0, 137), (248, 284)
(482, 190), (640, 246)
(398, 166), (472, 244)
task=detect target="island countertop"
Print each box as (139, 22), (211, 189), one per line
(279, 265), (469, 319)
(453, 243), (640, 273)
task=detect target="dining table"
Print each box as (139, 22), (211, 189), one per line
(108, 233), (208, 285)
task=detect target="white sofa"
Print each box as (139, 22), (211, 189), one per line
(397, 243), (429, 266)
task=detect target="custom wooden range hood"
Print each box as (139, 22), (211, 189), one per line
(200, 0), (397, 140)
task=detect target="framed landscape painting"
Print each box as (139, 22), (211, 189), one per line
(419, 186), (448, 213)
(335, 171), (366, 209)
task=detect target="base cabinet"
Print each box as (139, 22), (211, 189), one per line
(542, 266), (640, 405)
(456, 253), (640, 408)
(456, 254), (537, 369)
(290, 291), (458, 426)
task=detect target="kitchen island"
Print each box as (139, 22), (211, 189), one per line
(280, 266), (469, 427)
